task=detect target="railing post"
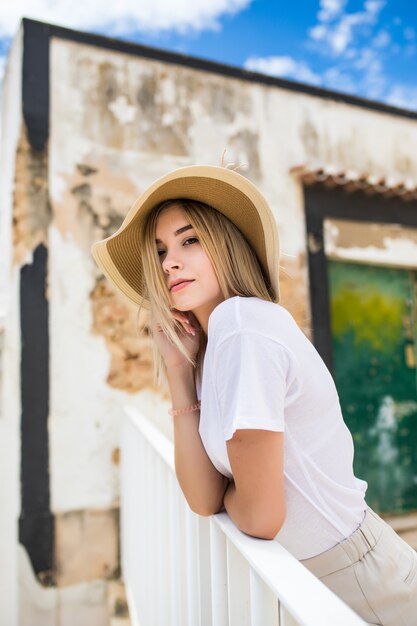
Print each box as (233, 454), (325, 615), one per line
(279, 603), (300, 626)
(250, 569), (279, 626)
(226, 540), (251, 625)
(167, 472), (179, 624)
(209, 519), (228, 626)
(198, 516), (213, 626)
(184, 507), (200, 625)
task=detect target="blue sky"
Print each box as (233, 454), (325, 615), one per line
(0, 0), (416, 110)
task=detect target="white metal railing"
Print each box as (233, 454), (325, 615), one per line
(121, 407), (366, 626)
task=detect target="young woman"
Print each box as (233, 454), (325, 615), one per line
(92, 164), (417, 625)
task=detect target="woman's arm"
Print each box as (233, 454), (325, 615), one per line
(167, 363), (230, 516)
(223, 429), (286, 540)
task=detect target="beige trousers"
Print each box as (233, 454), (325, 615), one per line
(301, 507), (417, 625)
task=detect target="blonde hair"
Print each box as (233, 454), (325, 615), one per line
(139, 199), (277, 388)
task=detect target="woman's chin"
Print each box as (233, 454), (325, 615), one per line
(170, 298), (193, 311)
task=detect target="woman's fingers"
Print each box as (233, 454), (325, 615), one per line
(178, 316), (195, 335)
(152, 309), (198, 337)
(171, 310), (196, 335)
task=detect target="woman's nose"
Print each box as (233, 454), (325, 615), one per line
(162, 255), (183, 273)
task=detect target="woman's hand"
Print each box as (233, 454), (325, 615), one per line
(150, 309), (201, 370)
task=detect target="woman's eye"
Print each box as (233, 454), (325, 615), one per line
(156, 237), (198, 257)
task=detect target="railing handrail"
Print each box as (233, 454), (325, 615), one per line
(122, 406), (366, 626)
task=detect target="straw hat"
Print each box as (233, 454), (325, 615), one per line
(91, 165), (280, 309)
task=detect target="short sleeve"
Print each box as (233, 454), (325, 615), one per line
(214, 331), (297, 441)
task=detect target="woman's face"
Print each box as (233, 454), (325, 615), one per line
(155, 203), (224, 325)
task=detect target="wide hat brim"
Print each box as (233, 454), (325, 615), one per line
(91, 165), (280, 309)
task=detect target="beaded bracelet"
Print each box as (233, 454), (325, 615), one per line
(168, 401), (201, 417)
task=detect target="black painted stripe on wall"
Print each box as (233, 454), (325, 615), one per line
(22, 19), (50, 152)
(20, 20), (53, 578)
(304, 185), (417, 372)
(19, 244), (54, 577)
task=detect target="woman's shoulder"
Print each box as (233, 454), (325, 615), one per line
(208, 296), (297, 340)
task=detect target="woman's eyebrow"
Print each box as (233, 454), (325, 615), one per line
(155, 224), (193, 243)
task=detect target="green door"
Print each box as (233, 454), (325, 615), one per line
(328, 261), (417, 513)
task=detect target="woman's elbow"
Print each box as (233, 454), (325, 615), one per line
(189, 502), (219, 517)
(261, 522), (283, 540)
(251, 509), (286, 540)
(253, 524), (283, 540)
(187, 495), (223, 517)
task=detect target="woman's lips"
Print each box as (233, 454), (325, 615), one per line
(171, 280), (194, 293)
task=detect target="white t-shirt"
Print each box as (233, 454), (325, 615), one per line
(196, 296), (367, 560)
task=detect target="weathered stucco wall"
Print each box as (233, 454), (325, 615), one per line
(48, 35), (417, 552)
(10, 23), (417, 616)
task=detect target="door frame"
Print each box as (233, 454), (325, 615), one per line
(304, 185), (417, 373)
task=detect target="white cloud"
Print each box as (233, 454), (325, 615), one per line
(318, 0), (347, 23)
(372, 29), (390, 47)
(309, 24), (328, 42)
(297, 0), (395, 104)
(243, 0), (414, 113)
(354, 47), (378, 69)
(364, 1), (385, 16)
(0, 0), (251, 39)
(244, 49), (389, 105)
(244, 55), (321, 86)
(352, 47), (386, 99)
(385, 84), (417, 110)
(0, 0), (252, 84)
(328, 13), (365, 53)
(309, 0), (385, 55)
(323, 66), (356, 92)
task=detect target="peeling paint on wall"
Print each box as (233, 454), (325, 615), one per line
(228, 128), (261, 181)
(12, 126), (50, 266)
(58, 158), (162, 395)
(90, 278), (156, 393)
(300, 116), (320, 160)
(55, 507), (119, 586)
(279, 253), (312, 339)
(324, 218), (417, 268)
(52, 159), (136, 254)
